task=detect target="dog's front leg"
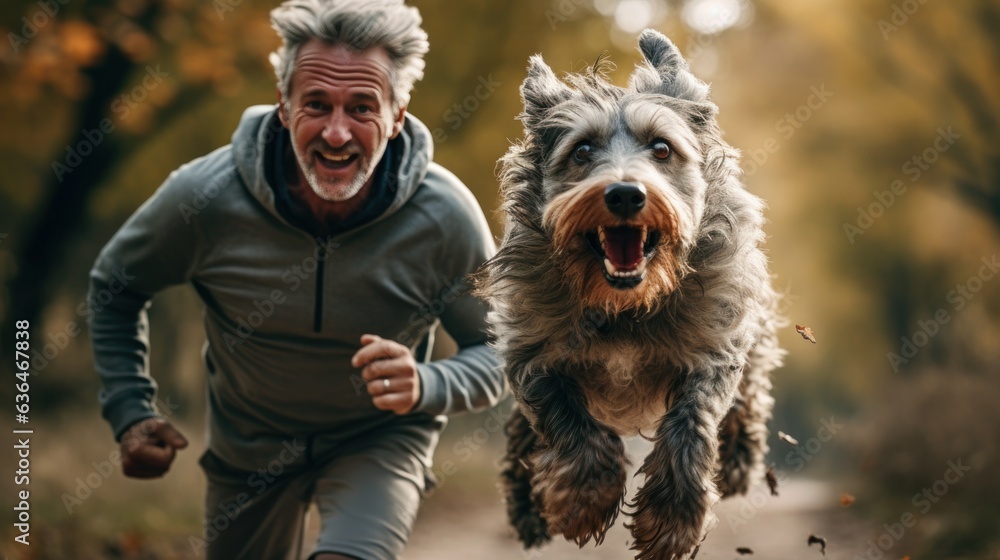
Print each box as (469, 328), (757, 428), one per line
(627, 367), (741, 560)
(519, 371), (628, 547)
(501, 405), (551, 547)
(717, 352), (774, 497)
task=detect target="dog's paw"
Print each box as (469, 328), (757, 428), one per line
(530, 430), (628, 546)
(716, 446), (757, 498)
(627, 472), (716, 559)
(716, 406), (767, 498)
(627, 504), (711, 560)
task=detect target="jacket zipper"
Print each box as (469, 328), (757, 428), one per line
(313, 240), (327, 333)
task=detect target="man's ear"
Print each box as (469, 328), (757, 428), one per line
(390, 104), (407, 139)
(277, 89), (289, 128)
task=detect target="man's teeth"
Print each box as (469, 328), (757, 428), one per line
(319, 153), (352, 162)
(603, 257), (647, 278)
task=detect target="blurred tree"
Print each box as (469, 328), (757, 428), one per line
(0, 0), (276, 348)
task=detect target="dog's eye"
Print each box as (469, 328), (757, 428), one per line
(650, 140), (671, 160)
(572, 142), (593, 164)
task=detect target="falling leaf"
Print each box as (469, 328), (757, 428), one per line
(795, 325), (817, 343)
(778, 431), (799, 445)
(736, 546), (754, 555)
(766, 465), (779, 496)
(840, 493), (856, 507)
(808, 533), (827, 556)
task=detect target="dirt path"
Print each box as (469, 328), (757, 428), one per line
(400, 441), (868, 560)
(404, 481), (863, 560)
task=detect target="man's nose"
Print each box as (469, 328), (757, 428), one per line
(322, 111), (351, 147)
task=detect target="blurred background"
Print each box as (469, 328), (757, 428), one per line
(1, 0), (998, 558)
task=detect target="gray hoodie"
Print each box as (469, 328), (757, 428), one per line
(89, 105), (503, 472)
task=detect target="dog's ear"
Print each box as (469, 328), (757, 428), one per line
(630, 29), (711, 104)
(521, 55), (573, 126)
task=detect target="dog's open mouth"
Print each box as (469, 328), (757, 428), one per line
(585, 226), (661, 289)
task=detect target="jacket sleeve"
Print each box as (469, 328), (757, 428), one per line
(414, 177), (505, 416)
(89, 166), (204, 440)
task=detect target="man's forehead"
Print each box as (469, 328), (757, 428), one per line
(292, 40), (393, 89)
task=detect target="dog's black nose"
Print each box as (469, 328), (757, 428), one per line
(604, 182), (646, 218)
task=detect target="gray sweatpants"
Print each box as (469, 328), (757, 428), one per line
(194, 432), (433, 560)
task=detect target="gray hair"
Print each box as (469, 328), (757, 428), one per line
(269, 0), (429, 110)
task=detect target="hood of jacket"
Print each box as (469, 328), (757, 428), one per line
(230, 104), (434, 227)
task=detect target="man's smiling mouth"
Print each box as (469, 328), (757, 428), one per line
(316, 151), (358, 170)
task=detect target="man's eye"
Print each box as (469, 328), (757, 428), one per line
(572, 141), (593, 164)
(356, 105), (372, 114)
(304, 101), (325, 111)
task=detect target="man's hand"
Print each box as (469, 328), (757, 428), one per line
(352, 334), (421, 415)
(120, 417), (189, 479)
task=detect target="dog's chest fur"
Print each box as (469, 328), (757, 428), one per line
(569, 344), (677, 436)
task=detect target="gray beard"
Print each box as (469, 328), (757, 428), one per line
(291, 141), (370, 203)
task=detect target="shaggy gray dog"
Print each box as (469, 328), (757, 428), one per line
(476, 30), (784, 559)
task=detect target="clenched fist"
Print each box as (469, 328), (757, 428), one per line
(120, 417), (188, 479)
(352, 334), (422, 414)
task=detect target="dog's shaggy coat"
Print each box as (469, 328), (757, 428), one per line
(477, 30), (784, 559)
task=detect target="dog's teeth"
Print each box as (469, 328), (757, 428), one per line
(636, 257), (648, 275)
(604, 258), (616, 276)
(641, 225), (648, 245)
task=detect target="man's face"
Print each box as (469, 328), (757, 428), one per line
(279, 40), (405, 202)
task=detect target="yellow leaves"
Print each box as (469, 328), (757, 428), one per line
(176, 41), (219, 83)
(118, 29), (157, 62)
(8, 20), (104, 101)
(212, 65), (244, 98)
(116, 0), (151, 18)
(175, 40), (244, 96)
(59, 21), (105, 67)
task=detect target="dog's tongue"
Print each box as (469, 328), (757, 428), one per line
(604, 226), (643, 270)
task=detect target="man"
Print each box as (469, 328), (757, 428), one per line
(88, 1), (503, 558)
